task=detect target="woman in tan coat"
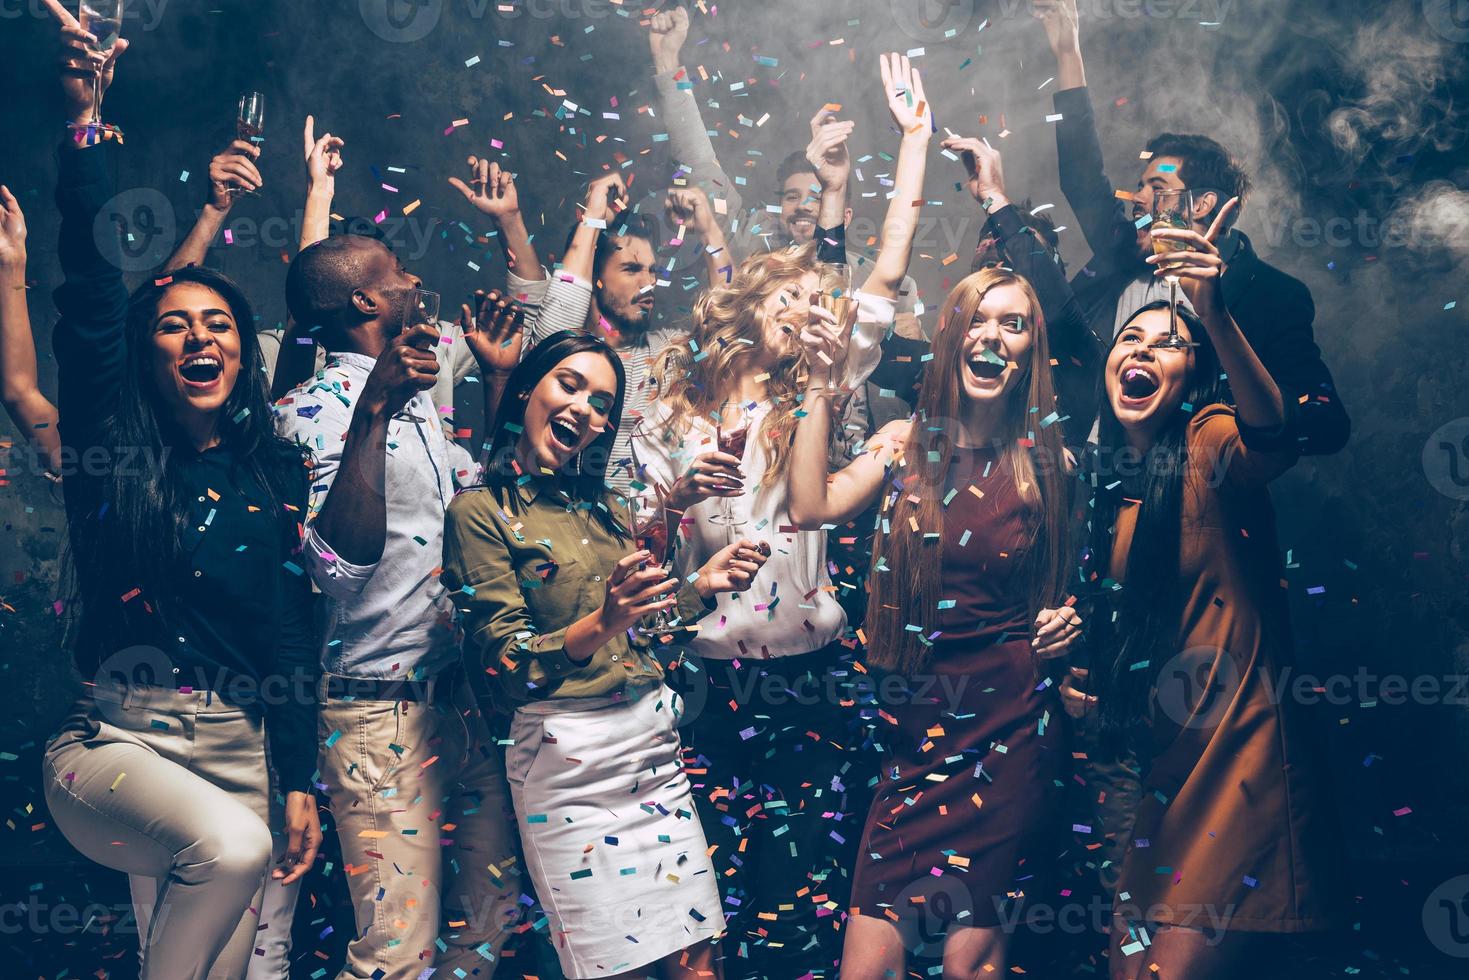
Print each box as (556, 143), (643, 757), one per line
(1067, 201), (1346, 978)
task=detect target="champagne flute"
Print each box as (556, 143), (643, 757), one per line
(233, 91), (266, 197)
(707, 407), (749, 540)
(395, 288), (440, 423)
(624, 494), (682, 638)
(1149, 188), (1197, 351)
(814, 262), (853, 390)
(72, 0), (125, 141)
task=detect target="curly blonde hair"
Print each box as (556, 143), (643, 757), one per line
(650, 242), (838, 484)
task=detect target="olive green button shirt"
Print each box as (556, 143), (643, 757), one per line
(441, 478), (711, 708)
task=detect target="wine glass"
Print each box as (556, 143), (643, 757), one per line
(623, 493), (682, 638)
(71, 0), (125, 142)
(813, 262), (853, 390)
(233, 91), (266, 196)
(394, 288), (440, 423)
(1149, 188), (1197, 351)
(707, 407), (748, 537)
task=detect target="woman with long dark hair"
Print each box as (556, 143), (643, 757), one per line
(788, 266), (1082, 977)
(441, 330), (769, 980)
(39, 29), (321, 980)
(1071, 202), (1345, 978)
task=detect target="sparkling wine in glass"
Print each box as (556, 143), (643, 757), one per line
(624, 495), (681, 637)
(74, 0), (124, 140)
(814, 262), (853, 390)
(232, 91), (266, 197)
(1149, 188), (1197, 351)
(393, 288), (440, 422)
(707, 413), (748, 532)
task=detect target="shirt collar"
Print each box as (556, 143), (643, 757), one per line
(326, 351), (378, 375)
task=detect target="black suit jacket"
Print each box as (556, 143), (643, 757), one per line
(1053, 86), (1350, 455)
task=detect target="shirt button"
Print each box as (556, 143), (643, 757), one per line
(197, 526), (206, 532)
(611, 655), (619, 662)
(593, 575), (602, 582)
(193, 570), (202, 578)
(197, 496), (205, 503)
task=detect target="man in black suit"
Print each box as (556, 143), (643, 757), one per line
(1035, 0), (1350, 456)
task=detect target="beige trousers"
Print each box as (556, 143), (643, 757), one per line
(318, 677), (521, 979)
(43, 686), (274, 980)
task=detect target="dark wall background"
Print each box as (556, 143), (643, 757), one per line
(1, 0), (1466, 975)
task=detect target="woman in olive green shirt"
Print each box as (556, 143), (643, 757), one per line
(443, 331), (768, 979)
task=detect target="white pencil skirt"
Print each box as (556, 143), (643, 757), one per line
(507, 684), (723, 978)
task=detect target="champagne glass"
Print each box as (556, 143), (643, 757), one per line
(232, 91), (266, 197)
(813, 262), (853, 390)
(72, 0), (125, 141)
(623, 493), (682, 638)
(1149, 188), (1197, 351)
(394, 288), (440, 423)
(706, 407), (749, 537)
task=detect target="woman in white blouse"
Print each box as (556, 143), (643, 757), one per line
(631, 52), (932, 979)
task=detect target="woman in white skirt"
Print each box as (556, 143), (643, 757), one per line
(442, 331), (770, 979)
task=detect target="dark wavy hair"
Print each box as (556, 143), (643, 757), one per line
(481, 330), (628, 537)
(1086, 300), (1228, 756)
(67, 267), (309, 644)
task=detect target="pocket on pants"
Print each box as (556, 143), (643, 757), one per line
(505, 711), (544, 788)
(331, 700), (405, 794)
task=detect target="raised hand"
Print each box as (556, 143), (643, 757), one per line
(879, 52), (932, 138)
(47, 0), (129, 128)
(1147, 197), (1241, 313)
(598, 551), (680, 635)
(805, 106), (855, 194)
(448, 156), (521, 222)
(583, 172), (629, 225)
(664, 450), (744, 513)
(647, 5), (690, 73)
(1032, 0), (1081, 57)
(0, 186), (27, 272)
(207, 140), (264, 209)
(303, 115), (344, 195)
(941, 134), (1008, 211)
(459, 288), (525, 377)
(799, 300), (854, 390)
(695, 539), (770, 596)
(664, 186), (714, 238)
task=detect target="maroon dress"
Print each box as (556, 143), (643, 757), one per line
(851, 445), (1065, 931)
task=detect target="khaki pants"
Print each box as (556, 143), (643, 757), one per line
(43, 687), (274, 980)
(318, 678), (520, 979)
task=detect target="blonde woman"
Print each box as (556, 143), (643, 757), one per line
(631, 52), (931, 980)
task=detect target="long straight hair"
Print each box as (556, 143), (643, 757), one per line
(864, 268), (1072, 676)
(482, 330), (628, 538)
(1087, 300), (1228, 754)
(67, 267), (309, 649)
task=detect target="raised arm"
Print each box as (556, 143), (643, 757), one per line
(861, 53), (932, 302)
(1153, 199), (1284, 432)
(646, 7), (744, 243)
(664, 184), (730, 285)
(164, 139), (261, 272)
(270, 116), (345, 400)
(448, 155), (545, 283)
(0, 187), (62, 476)
(807, 106), (855, 263)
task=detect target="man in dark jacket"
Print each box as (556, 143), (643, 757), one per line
(1035, 0), (1350, 456)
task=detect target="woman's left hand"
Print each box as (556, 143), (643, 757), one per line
(800, 302), (853, 391)
(1146, 196), (1241, 314)
(273, 790), (323, 885)
(695, 539), (770, 598)
(1032, 603), (1083, 659)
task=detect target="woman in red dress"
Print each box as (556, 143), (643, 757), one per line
(788, 267), (1083, 977)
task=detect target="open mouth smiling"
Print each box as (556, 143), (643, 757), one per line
(178, 354), (224, 389)
(1118, 364), (1161, 407)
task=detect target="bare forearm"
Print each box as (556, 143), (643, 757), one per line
(817, 183), (847, 231)
(477, 373), (512, 469)
(563, 610), (617, 665)
(700, 228), (730, 284)
(0, 274), (40, 397)
(1201, 304), (1284, 429)
(495, 215), (544, 281)
(165, 203), (230, 272)
(300, 187), (332, 252)
(561, 222), (601, 281)
(865, 133), (929, 299)
(1056, 49), (1085, 90)
(788, 390), (839, 526)
(312, 407), (391, 566)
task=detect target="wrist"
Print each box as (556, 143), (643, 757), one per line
(306, 184), (334, 203)
(652, 53), (680, 74)
(980, 191), (1010, 212)
(693, 569), (713, 600)
(900, 130), (933, 148)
